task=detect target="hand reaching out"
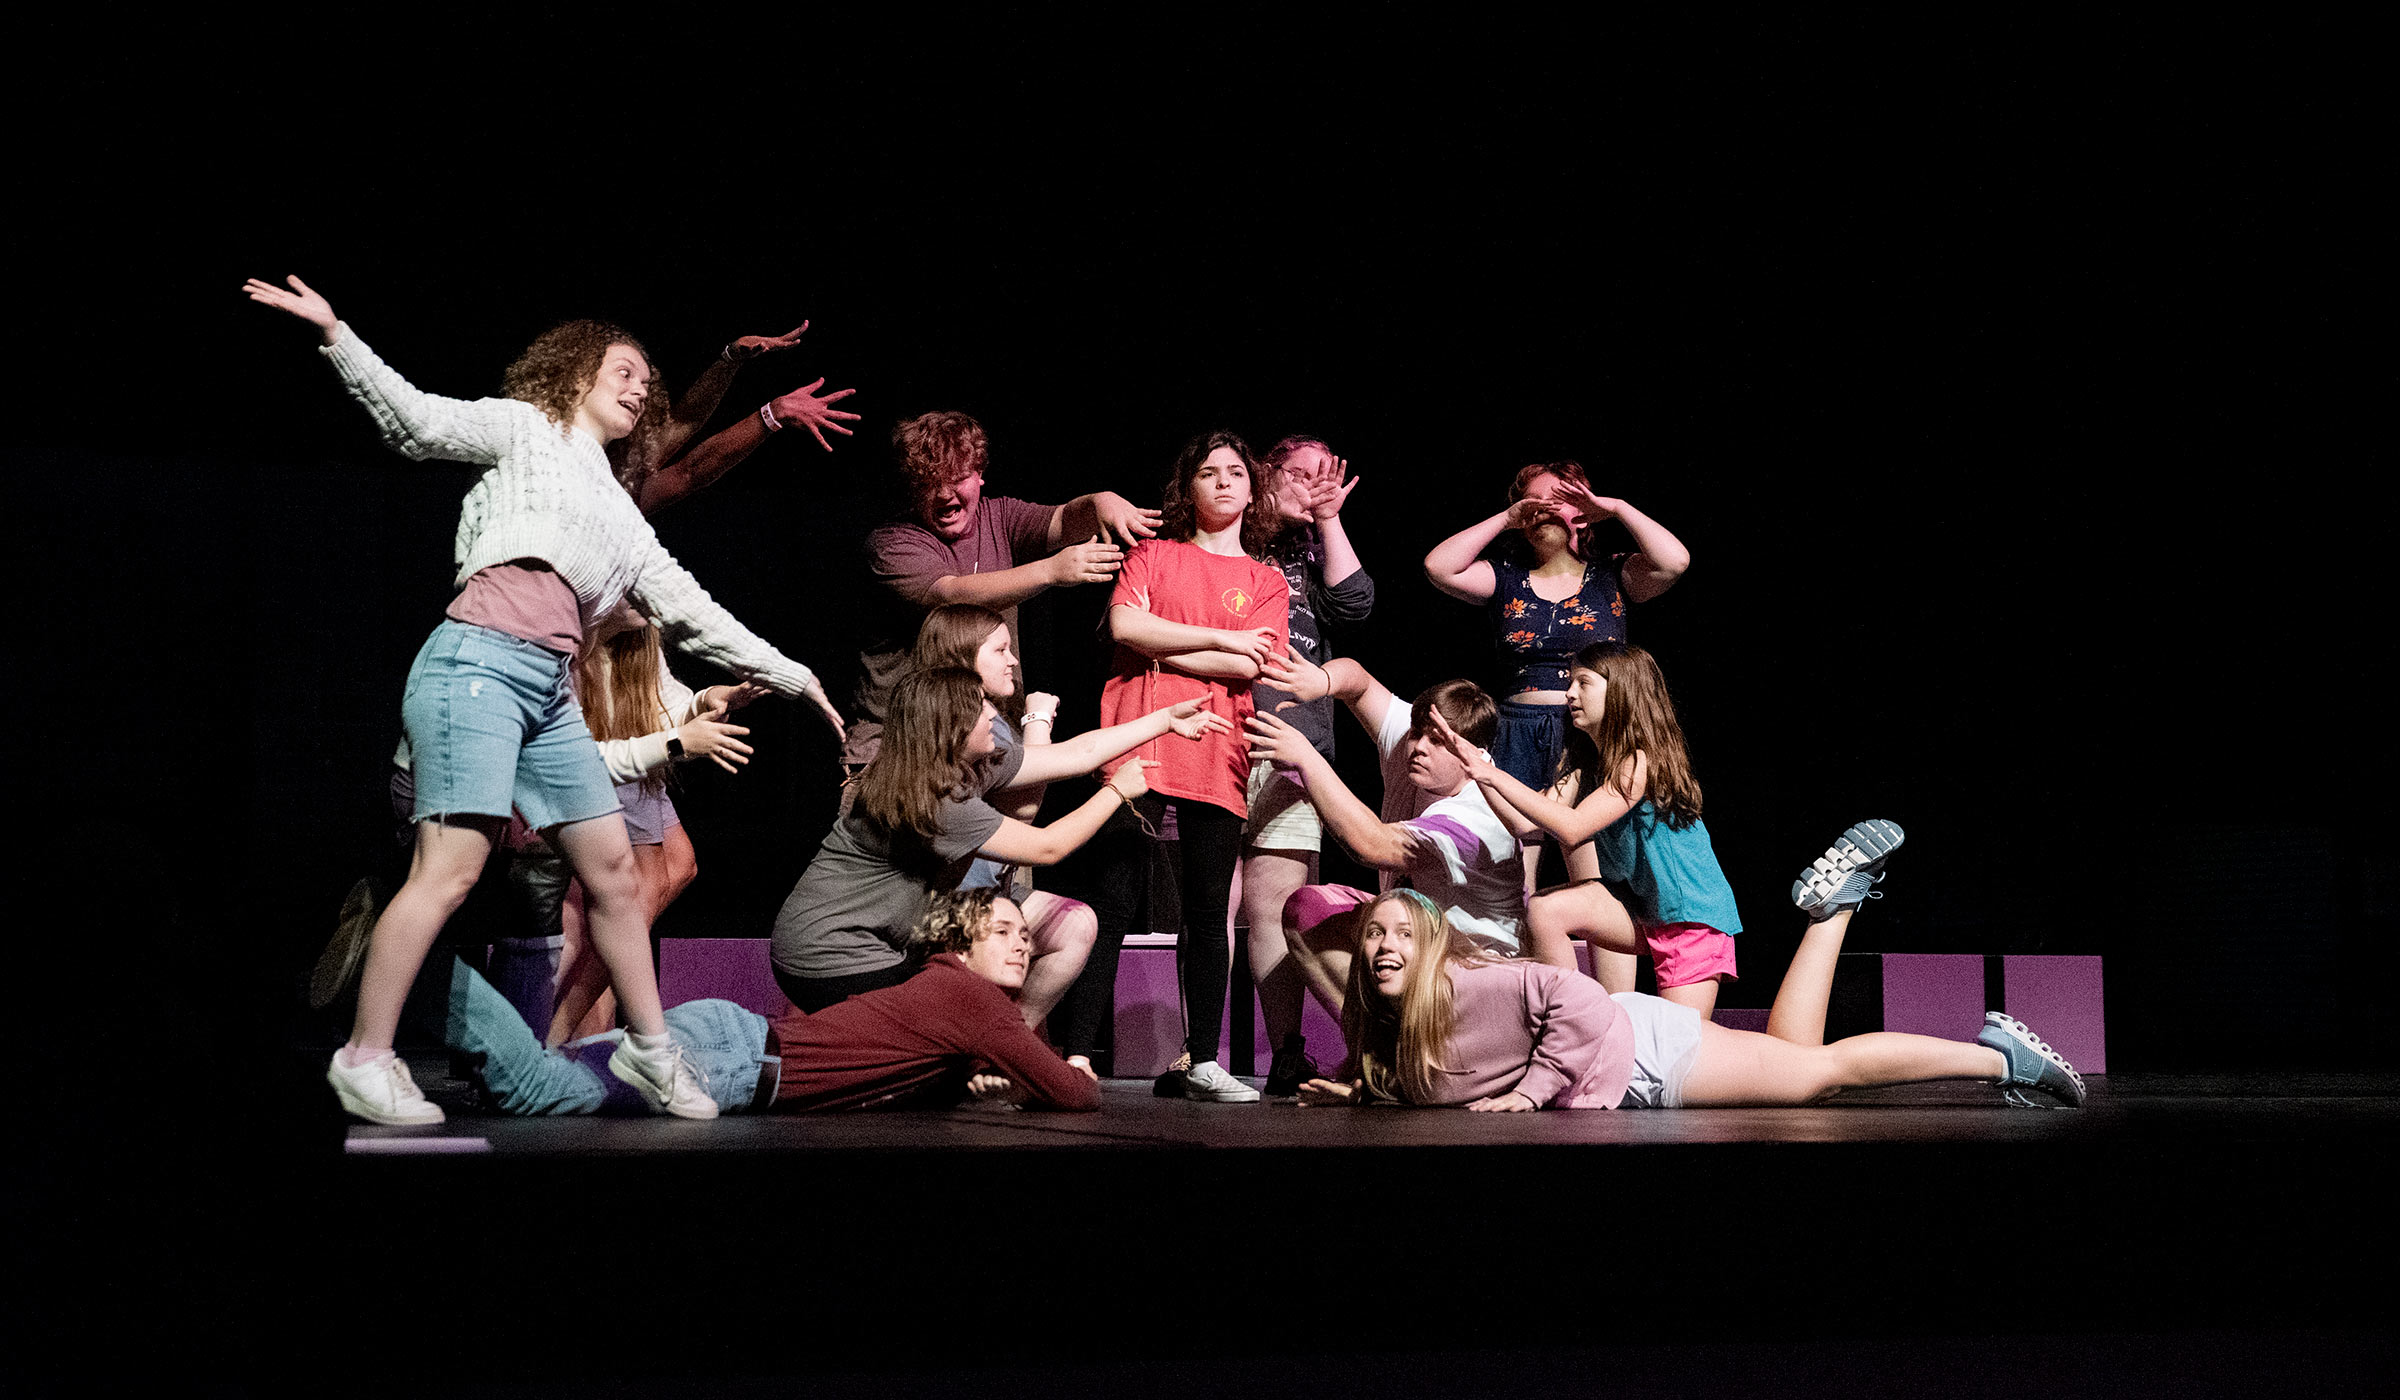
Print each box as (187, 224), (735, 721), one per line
(1241, 709), (1315, 769)
(1465, 1091), (1536, 1113)
(1296, 1078), (1359, 1107)
(1304, 454), (1359, 521)
(1049, 535), (1126, 587)
(695, 681), (772, 719)
(1162, 699), (1235, 741)
(1091, 492), (1164, 549)
(1105, 758), (1159, 802)
(243, 274), (339, 344)
(726, 323), (809, 361)
(1273, 471), (1318, 525)
(675, 715), (756, 775)
(1259, 650), (1331, 703)
(1423, 706), (1501, 784)
(802, 680), (848, 741)
(769, 378), (860, 452)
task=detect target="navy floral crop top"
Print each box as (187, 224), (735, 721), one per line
(1487, 553), (1631, 695)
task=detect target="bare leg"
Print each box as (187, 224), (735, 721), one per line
(1589, 949), (1640, 994)
(1525, 881), (1640, 971)
(347, 817), (504, 1053)
(546, 814), (667, 1037)
(1766, 908), (1854, 1046)
(546, 878), (616, 1046)
(1658, 978), (1720, 1018)
(1285, 900), (1369, 1019)
(1016, 890), (1097, 1030)
(1242, 848), (1318, 1046)
(651, 824), (698, 918)
(1680, 1020), (2006, 1106)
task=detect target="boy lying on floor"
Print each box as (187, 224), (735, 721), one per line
(370, 889), (1102, 1115)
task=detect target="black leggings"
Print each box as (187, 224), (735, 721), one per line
(1055, 794), (1244, 1065)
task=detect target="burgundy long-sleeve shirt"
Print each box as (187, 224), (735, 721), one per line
(767, 954), (1102, 1112)
(1423, 959), (1637, 1109)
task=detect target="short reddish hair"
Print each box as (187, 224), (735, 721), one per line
(892, 412), (989, 490)
(1506, 459), (1591, 506)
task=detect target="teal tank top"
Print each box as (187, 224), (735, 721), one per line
(1591, 800), (1742, 934)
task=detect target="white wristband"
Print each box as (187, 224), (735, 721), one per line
(1022, 711), (1056, 729)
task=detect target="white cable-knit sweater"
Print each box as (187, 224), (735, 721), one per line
(320, 325), (817, 697)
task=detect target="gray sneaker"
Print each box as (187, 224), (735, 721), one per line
(1977, 1012), (2087, 1108)
(1182, 1060), (1262, 1103)
(1793, 820), (1907, 920)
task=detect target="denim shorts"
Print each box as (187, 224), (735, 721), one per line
(1491, 700), (1572, 789)
(400, 620), (620, 832)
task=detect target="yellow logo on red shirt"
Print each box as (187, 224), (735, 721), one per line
(1222, 586), (1252, 617)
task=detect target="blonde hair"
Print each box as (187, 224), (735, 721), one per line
(1340, 890), (1499, 1105)
(573, 622), (670, 795)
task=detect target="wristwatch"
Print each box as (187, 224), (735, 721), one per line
(666, 735), (685, 758)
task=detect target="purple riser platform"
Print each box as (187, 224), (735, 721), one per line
(658, 939), (793, 1020)
(2004, 955), (2107, 1073)
(1883, 953), (1987, 1042)
(1112, 944), (1343, 1078)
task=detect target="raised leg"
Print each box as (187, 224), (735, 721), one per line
(1017, 890), (1098, 1030)
(1766, 908), (1854, 1046)
(1658, 978), (1720, 1018)
(1524, 880), (1641, 971)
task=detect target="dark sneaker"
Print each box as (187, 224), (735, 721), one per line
(309, 878), (381, 1009)
(1793, 820), (1906, 920)
(1153, 1050), (1192, 1098)
(1977, 1012), (2087, 1108)
(1264, 1035), (1322, 1097)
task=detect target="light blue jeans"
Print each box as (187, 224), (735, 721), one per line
(433, 956), (774, 1115)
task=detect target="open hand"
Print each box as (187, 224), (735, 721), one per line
(1241, 710), (1314, 769)
(695, 682), (772, 719)
(1306, 455), (1359, 521)
(1549, 479), (1620, 528)
(802, 680), (847, 741)
(769, 378), (860, 452)
(676, 716), (755, 775)
(1050, 535), (1126, 587)
(243, 274), (339, 343)
(1273, 471), (1318, 524)
(1466, 1090), (1536, 1113)
(1260, 650), (1331, 703)
(1296, 1078), (1359, 1107)
(1505, 496), (1560, 532)
(727, 323), (809, 360)
(1091, 492), (1164, 549)
(1423, 706), (1500, 783)
(1163, 699), (1235, 741)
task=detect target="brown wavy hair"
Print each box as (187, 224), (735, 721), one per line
(901, 888), (1005, 964)
(1561, 641), (1703, 828)
(893, 411), (990, 490)
(911, 604), (1023, 726)
(501, 319), (658, 442)
(853, 667), (992, 843)
(1159, 430), (1280, 557)
(1341, 890), (1498, 1105)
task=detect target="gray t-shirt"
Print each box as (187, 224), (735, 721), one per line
(771, 742), (1028, 980)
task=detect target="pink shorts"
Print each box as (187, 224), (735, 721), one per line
(1646, 921), (1737, 989)
(1285, 884), (1376, 940)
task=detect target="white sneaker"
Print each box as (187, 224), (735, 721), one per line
(608, 1035), (719, 1120)
(1182, 1060), (1261, 1103)
(327, 1048), (444, 1126)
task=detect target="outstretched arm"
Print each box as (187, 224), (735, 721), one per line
(633, 376), (862, 515)
(246, 275), (517, 464)
(630, 539), (844, 737)
(642, 324), (809, 468)
(1424, 500), (1545, 604)
(1423, 707), (1642, 848)
(1260, 653), (1401, 743)
(1053, 492), (1164, 550)
(1012, 700), (1233, 787)
(1242, 710), (1413, 869)
(977, 761), (1156, 867)
(1551, 481), (1690, 603)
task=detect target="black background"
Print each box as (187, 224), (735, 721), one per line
(17, 15), (2389, 1078)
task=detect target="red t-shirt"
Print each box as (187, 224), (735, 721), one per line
(1101, 539), (1289, 817)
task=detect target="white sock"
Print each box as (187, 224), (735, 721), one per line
(627, 1029), (673, 1052)
(338, 1045), (392, 1070)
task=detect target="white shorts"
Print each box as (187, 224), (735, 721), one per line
(1612, 992), (1705, 1109)
(1244, 758), (1323, 851)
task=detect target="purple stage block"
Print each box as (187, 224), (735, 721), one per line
(2002, 955), (2107, 1074)
(1880, 954), (1986, 1043)
(1715, 1008), (1770, 1033)
(1114, 943), (1184, 1077)
(657, 938), (792, 1020)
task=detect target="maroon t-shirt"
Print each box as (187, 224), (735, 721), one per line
(447, 561), (584, 655)
(850, 496), (1058, 733)
(766, 954), (1101, 1112)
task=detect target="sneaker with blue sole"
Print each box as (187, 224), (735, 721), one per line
(1793, 819), (1906, 920)
(1977, 1012), (2087, 1108)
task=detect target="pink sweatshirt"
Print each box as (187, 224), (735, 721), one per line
(1425, 960), (1636, 1109)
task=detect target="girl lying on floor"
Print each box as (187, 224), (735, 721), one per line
(1295, 833), (2084, 1111)
(358, 889), (1102, 1117)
